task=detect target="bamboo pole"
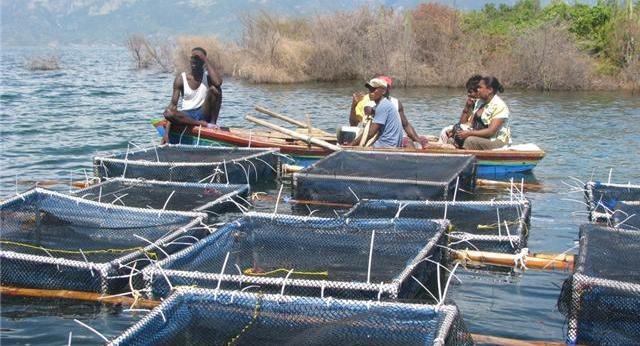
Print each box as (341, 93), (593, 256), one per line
(453, 249), (574, 271)
(0, 286), (160, 309)
(246, 115), (342, 152)
(476, 179), (544, 191)
(255, 106), (333, 137)
(471, 333), (572, 346)
(17, 180), (89, 189)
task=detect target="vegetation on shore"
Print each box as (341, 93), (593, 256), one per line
(128, 0), (639, 90)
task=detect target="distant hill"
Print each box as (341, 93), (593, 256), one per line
(1, 0), (520, 46)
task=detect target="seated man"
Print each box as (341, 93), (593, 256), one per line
(438, 74), (483, 147)
(349, 75), (426, 148)
(350, 78), (403, 148)
(161, 47), (222, 144)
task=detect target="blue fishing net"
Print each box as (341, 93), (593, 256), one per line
(109, 288), (474, 346)
(584, 181), (640, 223)
(140, 212), (448, 301)
(346, 199), (530, 254)
(0, 188), (206, 293)
(558, 224), (640, 345)
(71, 178), (250, 217)
(292, 151), (476, 204)
(93, 145), (281, 184)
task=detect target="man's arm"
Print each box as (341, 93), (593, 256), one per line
(398, 101), (421, 142)
(349, 93), (363, 126)
(160, 75), (183, 144)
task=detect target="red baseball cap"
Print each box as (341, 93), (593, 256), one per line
(379, 76), (393, 87)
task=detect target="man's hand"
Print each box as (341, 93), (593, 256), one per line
(351, 92), (364, 105)
(456, 130), (474, 140)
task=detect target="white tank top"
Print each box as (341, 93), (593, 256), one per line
(180, 71), (208, 111)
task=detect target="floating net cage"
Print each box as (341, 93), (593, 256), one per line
(71, 178), (250, 216)
(292, 151), (476, 205)
(584, 181), (640, 224)
(558, 224), (640, 345)
(0, 188), (206, 293)
(140, 212), (449, 301)
(611, 201), (640, 230)
(93, 145), (281, 184)
(345, 199), (531, 254)
(110, 288), (473, 346)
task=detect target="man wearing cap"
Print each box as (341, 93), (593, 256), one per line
(351, 78), (403, 148)
(349, 75), (426, 149)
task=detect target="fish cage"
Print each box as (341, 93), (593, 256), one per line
(93, 145), (281, 184)
(611, 201), (640, 230)
(558, 224), (640, 345)
(0, 188), (206, 294)
(71, 178), (250, 216)
(345, 199), (531, 254)
(140, 212), (448, 301)
(584, 181), (640, 223)
(109, 287), (474, 346)
(292, 151), (476, 205)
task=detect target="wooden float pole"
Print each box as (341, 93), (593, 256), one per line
(0, 285), (574, 345)
(246, 115), (342, 152)
(255, 106), (333, 137)
(476, 179), (544, 191)
(17, 180), (89, 189)
(453, 249), (574, 271)
(0, 286), (160, 309)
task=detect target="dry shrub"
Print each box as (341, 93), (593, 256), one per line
(26, 55), (60, 71)
(126, 34), (174, 72)
(126, 34), (153, 69)
(509, 24), (590, 90)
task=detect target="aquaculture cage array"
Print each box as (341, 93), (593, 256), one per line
(93, 144), (281, 184)
(110, 288), (473, 346)
(584, 181), (640, 227)
(292, 151), (477, 205)
(140, 212), (449, 301)
(0, 188), (206, 294)
(345, 199), (531, 254)
(558, 224), (640, 345)
(71, 178), (250, 216)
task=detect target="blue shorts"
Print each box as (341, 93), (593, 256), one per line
(182, 107), (204, 121)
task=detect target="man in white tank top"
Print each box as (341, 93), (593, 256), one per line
(161, 47), (223, 144)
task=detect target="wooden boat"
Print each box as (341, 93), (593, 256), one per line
(152, 119), (545, 176)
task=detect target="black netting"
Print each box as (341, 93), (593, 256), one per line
(109, 288), (473, 346)
(346, 199), (530, 254)
(584, 181), (640, 222)
(292, 151), (476, 204)
(0, 188), (205, 293)
(558, 224), (640, 345)
(71, 178), (249, 216)
(93, 145), (280, 184)
(141, 213), (448, 301)
(612, 201), (640, 230)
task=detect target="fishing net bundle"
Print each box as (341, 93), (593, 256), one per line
(292, 151), (477, 205)
(71, 178), (250, 217)
(584, 181), (640, 227)
(93, 145), (281, 185)
(109, 287), (474, 346)
(0, 188), (205, 293)
(558, 224), (640, 345)
(140, 212), (449, 301)
(345, 199), (531, 254)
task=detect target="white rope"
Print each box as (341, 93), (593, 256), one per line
(366, 230), (376, 284)
(73, 319), (109, 343)
(214, 252), (231, 300)
(513, 247), (529, 270)
(280, 269), (294, 296)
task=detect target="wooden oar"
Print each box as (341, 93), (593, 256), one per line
(246, 115), (342, 152)
(255, 106), (333, 137)
(453, 249), (574, 271)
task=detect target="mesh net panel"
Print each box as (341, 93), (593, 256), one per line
(72, 178), (249, 215)
(346, 199), (530, 254)
(110, 288), (473, 346)
(142, 212), (448, 301)
(584, 181), (640, 222)
(93, 145), (280, 184)
(293, 151), (476, 204)
(612, 201), (640, 230)
(558, 224), (640, 345)
(0, 188), (205, 293)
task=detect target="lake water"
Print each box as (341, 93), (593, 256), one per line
(1, 46), (639, 345)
